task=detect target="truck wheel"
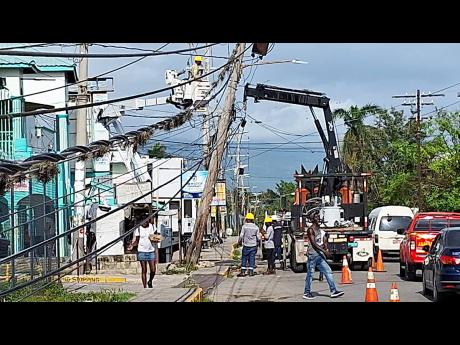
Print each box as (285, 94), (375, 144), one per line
(405, 261), (416, 281)
(399, 262), (405, 277)
(361, 258), (371, 271)
(290, 245), (305, 273)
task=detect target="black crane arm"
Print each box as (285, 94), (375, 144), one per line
(243, 83), (342, 175)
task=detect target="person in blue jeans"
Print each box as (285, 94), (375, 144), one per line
(237, 213), (261, 277)
(303, 211), (344, 299)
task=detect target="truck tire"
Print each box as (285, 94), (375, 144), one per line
(405, 261), (416, 281)
(290, 244), (305, 273)
(399, 262), (405, 277)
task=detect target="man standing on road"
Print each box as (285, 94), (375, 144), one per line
(303, 211), (344, 300)
(261, 216), (275, 275)
(237, 213), (260, 277)
(272, 215), (284, 270)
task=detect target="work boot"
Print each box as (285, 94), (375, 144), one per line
(263, 269), (271, 275)
(237, 270), (246, 277)
(248, 270), (255, 276)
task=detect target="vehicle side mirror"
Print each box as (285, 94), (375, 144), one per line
(422, 245), (430, 252)
(396, 228), (405, 235)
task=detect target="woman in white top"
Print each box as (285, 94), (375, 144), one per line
(128, 220), (157, 288)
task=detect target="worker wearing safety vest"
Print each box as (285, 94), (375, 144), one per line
(190, 56), (204, 79)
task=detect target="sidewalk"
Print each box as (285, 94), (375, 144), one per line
(62, 236), (239, 302)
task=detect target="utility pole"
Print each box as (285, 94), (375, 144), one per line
(73, 43), (89, 274)
(393, 90), (444, 211)
(202, 44), (212, 169)
(186, 43), (246, 265)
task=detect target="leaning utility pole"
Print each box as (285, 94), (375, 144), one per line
(393, 90), (444, 211)
(73, 43), (89, 274)
(186, 43), (246, 265)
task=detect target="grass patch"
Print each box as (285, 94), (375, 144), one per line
(162, 263), (198, 275)
(1, 282), (135, 302)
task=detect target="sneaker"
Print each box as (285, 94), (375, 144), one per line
(303, 293), (316, 300)
(330, 290), (344, 298)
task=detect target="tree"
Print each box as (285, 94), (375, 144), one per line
(333, 104), (384, 172)
(148, 142), (167, 158)
(276, 180), (296, 209)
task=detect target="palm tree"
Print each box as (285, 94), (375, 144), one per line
(333, 104), (383, 172)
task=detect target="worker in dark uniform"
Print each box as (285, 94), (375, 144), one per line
(272, 215), (284, 270)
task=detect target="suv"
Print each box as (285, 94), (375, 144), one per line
(399, 212), (460, 280)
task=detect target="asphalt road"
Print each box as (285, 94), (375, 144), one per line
(212, 258), (455, 302)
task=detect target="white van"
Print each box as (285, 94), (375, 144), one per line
(368, 206), (414, 256)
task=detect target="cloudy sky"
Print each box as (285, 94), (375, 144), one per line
(61, 43), (460, 191)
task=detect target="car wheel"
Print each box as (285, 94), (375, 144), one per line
(405, 261), (416, 281)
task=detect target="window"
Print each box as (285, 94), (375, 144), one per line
(415, 219), (447, 231)
(379, 216), (412, 232)
(446, 231), (460, 247)
(169, 201), (180, 210)
(184, 199), (192, 218)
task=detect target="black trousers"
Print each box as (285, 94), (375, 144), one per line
(266, 248), (275, 270)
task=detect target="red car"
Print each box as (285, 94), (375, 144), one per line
(399, 212), (460, 280)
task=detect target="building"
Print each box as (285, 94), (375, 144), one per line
(0, 45), (77, 255)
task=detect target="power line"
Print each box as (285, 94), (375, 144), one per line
(0, 51), (238, 120)
(17, 43), (171, 99)
(0, 43), (218, 58)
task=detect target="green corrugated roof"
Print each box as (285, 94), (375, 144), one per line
(0, 43), (77, 81)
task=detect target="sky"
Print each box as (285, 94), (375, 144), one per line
(23, 43), (460, 192)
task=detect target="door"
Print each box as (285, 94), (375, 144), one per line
(377, 215), (412, 251)
(425, 234), (440, 287)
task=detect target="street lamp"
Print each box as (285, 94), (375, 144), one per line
(242, 59), (308, 69)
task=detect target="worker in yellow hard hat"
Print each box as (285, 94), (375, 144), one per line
(261, 216), (275, 275)
(237, 212), (260, 277)
(190, 55), (204, 79)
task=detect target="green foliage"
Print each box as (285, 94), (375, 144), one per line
(148, 142), (167, 158)
(336, 106), (460, 212)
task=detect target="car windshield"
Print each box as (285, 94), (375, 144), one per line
(414, 218), (460, 231)
(379, 216), (412, 232)
(446, 231), (460, 247)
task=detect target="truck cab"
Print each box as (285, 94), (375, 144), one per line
(399, 212), (460, 280)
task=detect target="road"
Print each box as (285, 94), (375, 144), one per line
(211, 258), (436, 302)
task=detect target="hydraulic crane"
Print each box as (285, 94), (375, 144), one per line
(243, 83), (346, 196)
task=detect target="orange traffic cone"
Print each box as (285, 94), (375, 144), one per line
(365, 267), (379, 302)
(340, 255), (353, 284)
(375, 249), (386, 272)
(389, 282), (400, 302)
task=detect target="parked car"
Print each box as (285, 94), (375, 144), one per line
(422, 227), (460, 301)
(368, 206), (413, 257)
(399, 212), (460, 280)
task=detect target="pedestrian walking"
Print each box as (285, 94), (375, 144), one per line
(128, 219), (158, 288)
(303, 211), (344, 299)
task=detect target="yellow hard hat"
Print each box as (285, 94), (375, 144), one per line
(245, 212), (255, 220)
(194, 56), (202, 62)
(264, 216), (272, 223)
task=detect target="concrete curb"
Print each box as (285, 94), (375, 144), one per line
(184, 287), (203, 302)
